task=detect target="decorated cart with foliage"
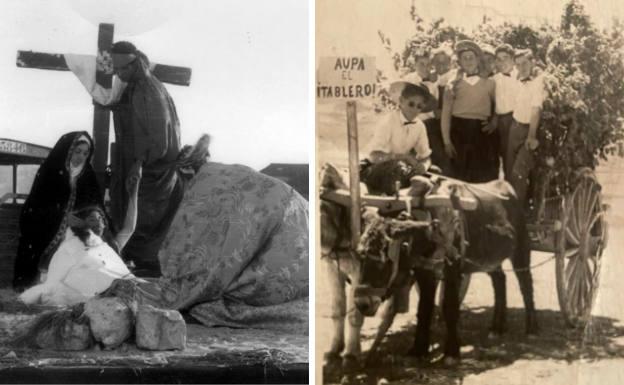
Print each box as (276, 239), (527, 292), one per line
(324, 1), (624, 328)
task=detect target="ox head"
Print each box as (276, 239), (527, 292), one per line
(353, 207), (433, 316)
(353, 181), (469, 316)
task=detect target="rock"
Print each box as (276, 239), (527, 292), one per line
(84, 297), (133, 349)
(136, 305), (186, 350)
(34, 312), (93, 350)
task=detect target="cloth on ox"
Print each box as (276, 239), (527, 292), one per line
(12, 131), (105, 290)
(440, 180), (517, 273)
(109, 51), (183, 276)
(105, 162), (309, 334)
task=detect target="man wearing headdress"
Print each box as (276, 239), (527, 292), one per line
(109, 41), (184, 276)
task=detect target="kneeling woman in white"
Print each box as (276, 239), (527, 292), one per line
(20, 162), (142, 306)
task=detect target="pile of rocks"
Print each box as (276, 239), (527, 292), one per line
(23, 297), (186, 351)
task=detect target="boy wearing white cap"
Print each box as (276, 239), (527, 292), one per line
(508, 48), (545, 203)
(491, 43), (519, 180)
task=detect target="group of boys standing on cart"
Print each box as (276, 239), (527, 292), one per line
(363, 39), (545, 207)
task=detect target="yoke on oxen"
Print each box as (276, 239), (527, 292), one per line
(320, 162), (477, 280)
(320, 161), (536, 374)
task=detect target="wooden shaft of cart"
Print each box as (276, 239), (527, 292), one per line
(347, 101), (361, 249)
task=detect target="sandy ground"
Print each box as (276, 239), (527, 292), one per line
(315, 101), (624, 384)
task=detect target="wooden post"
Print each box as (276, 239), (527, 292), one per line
(92, 23), (114, 194)
(347, 101), (361, 249)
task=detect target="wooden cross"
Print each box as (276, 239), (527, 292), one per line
(16, 23), (192, 192)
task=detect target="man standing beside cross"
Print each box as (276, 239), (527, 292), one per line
(108, 41), (184, 276)
(17, 26), (190, 276)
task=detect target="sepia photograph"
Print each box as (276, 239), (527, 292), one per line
(0, 0), (309, 383)
(316, 0), (624, 384)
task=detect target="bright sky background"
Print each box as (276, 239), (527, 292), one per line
(0, 0), (309, 170)
(316, 0), (624, 74)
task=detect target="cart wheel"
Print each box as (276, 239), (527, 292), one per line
(556, 168), (607, 328)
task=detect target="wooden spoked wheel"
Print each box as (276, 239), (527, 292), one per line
(556, 168), (608, 328)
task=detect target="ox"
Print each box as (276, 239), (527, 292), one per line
(320, 161), (538, 372)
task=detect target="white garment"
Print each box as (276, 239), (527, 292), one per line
(69, 163), (84, 179)
(512, 74), (545, 124)
(365, 110), (432, 160)
(64, 54), (127, 106)
(436, 69), (458, 88)
(493, 69), (519, 114)
(19, 229), (133, 306)
(463, 73), (481, 86)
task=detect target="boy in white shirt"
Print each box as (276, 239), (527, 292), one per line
(491, 44), (519, 180)
(508, 48), (545, 204)
(364, 80), (436, 174)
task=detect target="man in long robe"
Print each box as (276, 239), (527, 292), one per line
(110, 41), (184, 276)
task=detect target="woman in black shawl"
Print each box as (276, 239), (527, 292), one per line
(12, 131), (105, 291)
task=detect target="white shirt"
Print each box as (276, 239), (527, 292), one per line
(512, 74), (545, 124)
(492, 68), (519, 114)
(436, 69), (458, 88)
(365, 110), (432, 160)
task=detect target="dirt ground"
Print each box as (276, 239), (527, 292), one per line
(315, 101), (624, 384)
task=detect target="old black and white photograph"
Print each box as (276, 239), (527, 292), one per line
(316, 0), (624, 384)
(0, 1), (309, 383)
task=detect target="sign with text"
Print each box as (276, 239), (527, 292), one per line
(0, 139), (50, 159)
(317, 56), (377, 99)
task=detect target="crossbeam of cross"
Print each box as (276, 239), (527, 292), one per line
(16, 23), (192, 193)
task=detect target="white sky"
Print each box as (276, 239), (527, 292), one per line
(316, 0), (624, 74)
(0, 0), (309, 170)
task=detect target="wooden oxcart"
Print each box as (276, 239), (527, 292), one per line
(321, 164), (608, 329)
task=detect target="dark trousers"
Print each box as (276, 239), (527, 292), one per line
(424, 118), (451, 175)
(496, 112), (514, 179)
(450, 116), (500, 183)
(507, 120), (534, 203)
